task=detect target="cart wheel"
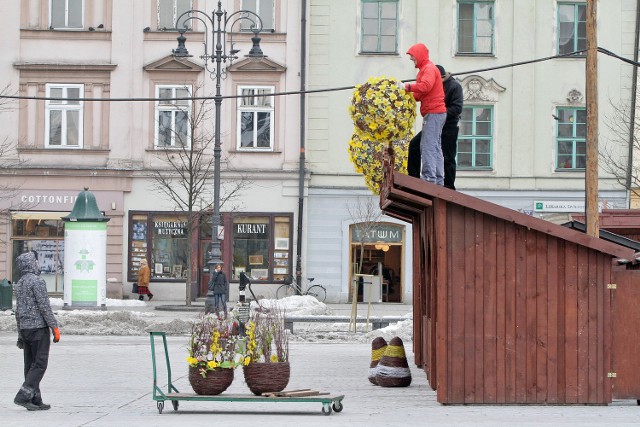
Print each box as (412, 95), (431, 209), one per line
(332, 401), (343, 413)
(172, 400), (179, 411)
(322, 403), (332, 416)
(157, 401), (164, 414)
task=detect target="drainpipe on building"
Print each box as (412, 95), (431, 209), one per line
(625, 0), (640, 208)
(295, 0), (307, 291)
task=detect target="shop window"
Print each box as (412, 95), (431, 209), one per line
(231, 214), (291, 281)
(11, 214), (66, 293)
(127, 212), (189, 282)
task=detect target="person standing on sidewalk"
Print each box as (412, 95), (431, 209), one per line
(137, 259), (153, 301)
(14, 252), (60, 411)
(208, 264), (228, 317)
(408, 65), (463, 189)
(404, 43), (447, 185)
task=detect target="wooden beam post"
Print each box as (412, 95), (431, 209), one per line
(585, 0), (599, 237)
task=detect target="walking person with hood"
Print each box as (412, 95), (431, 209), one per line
(137, 259), (153, 301)
(208, 263), (228, 317)
(403, 43), (447, 185)
(407, 64), (464, 189)
(14, 252), (60, 411)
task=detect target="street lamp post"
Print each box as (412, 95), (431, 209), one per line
(172, 2), (264, 290)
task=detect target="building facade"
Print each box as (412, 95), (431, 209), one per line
(305, 0), (638, 303)
(0, 0), (305, 301)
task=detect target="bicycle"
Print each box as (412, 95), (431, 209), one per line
(276, 275), (327, 302)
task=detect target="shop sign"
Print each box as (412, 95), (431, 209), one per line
(234, 223), (268, 238)
(154, 221), (187, 236)
(352, 224), (403, 243)
(534, 200), (604, 213)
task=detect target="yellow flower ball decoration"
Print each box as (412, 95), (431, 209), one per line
(348, 131), (410, 193)
(348, 76), (416, 194)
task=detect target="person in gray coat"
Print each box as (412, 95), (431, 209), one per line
(13, 252), (60, 411)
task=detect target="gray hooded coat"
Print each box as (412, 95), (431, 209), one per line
(14, 252), (58, 331)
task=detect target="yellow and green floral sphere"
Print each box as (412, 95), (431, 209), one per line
(348, 76), (416, 142)
(348, 131), (410, 194)
(347, 76), (416, 194)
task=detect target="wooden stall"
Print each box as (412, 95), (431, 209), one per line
(379, 150), (637, 405)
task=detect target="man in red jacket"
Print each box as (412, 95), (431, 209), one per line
(404, 43), (447, 185)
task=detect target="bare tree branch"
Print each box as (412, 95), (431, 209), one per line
(600, 95), (640, 201)
(0, 85), (28, 246)
(146, 85), (251, 305)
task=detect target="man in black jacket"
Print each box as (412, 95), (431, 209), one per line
(13, 252), (60, 411)
(407, 65), (464, 190)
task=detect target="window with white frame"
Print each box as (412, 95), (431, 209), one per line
(237, 86), (274, 150)
(457, 0), (494, 55)
(558, 2), (586, 55)
(155, 85), (192, 148)
(556, 107), (586, 170)
(158, 0), (192, 30)
(50, 0), (83, 29)
(241, 0), (274, 31)
(458, 106), (493, 169)
(360, 0), (398, 54)
(45, 84), (84, 148)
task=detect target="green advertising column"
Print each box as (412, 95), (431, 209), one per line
(62, 188), (111, 310)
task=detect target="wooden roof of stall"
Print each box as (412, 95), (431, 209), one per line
(379, 150), (636, 261)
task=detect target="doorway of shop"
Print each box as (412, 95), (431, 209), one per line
(350, 243), (402, 303)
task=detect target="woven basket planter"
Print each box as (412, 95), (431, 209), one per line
(243, 362), (290, 395)
(188, 366), (234, 395)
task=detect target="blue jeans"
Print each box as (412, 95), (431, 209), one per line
(420, 113), (446, 185)
(214, 293), (227, 315)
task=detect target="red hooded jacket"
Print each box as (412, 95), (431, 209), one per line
(405, 43), (446, 116)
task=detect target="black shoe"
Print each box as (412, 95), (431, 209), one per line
(148, 294), (153, 301)
(14, 398), (40, 411)
(138, 295), (144, 301)
(28, 402), (51, 411)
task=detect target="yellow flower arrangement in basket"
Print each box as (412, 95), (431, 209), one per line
(187, 314), (242, 378)
(347, 76), (416, 194)
(242, 306), (289, 365)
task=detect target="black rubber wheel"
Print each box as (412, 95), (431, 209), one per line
(172, 400), (179, 411)
(157, 401), (164, 414)
(321, 404), (332, 416)
(276, 284), (295, 299)
(332, 401), (343, 412)
(307, 285), (327, 303)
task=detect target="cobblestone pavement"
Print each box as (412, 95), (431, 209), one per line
(1, 302), (639, 426)
(1, 333), (640, 427)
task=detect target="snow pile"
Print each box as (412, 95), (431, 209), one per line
(251, 295), (333, 315)
(0, 295), (412, 342)
(49, 297), (146, 307)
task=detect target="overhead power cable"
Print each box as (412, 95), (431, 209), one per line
(0, 47), (637, 103)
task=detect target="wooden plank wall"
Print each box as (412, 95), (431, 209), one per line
(611, 268), (640, 399)
(434, 204), (613, 404)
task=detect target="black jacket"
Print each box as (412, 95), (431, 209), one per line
(442, 72), (464, 132)
(208, 270), (228, 295)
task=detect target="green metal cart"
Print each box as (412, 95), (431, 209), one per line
(149, 331), (345, 415)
